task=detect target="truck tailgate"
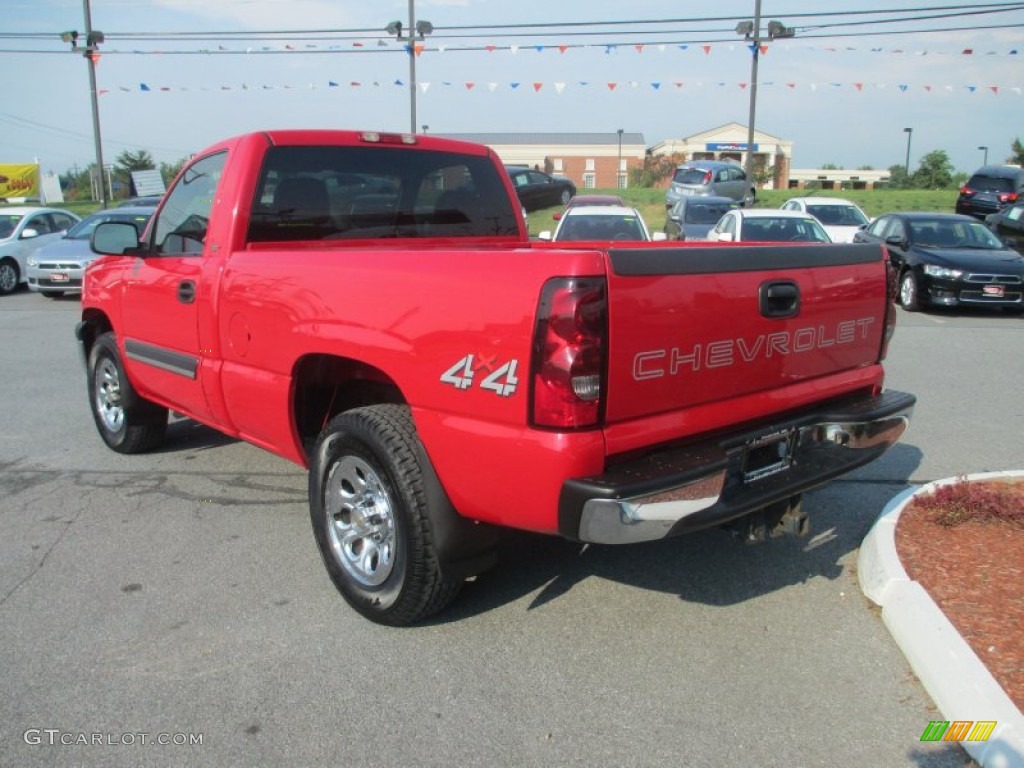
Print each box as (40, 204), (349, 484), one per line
(603, 243), (889, 424)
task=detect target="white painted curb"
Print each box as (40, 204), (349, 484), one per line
(859, 470), (1024, 768)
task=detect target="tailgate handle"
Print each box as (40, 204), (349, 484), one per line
(760, 281), (800, 318)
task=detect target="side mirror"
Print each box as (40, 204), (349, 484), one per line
(884, 234), (905, 248)
(651, 232), (667, 241)
(19, 228), (40, 240)
(92, 221), (141, 255)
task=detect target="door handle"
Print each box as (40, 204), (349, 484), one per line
(177, 280), (196, 304)
(760, 280), (800, 318)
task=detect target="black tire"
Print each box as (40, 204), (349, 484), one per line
(0, 259), (19, 295)
(87, 332), (168, 453)
(898, 270), (921, 312)
(43, 291), (65, 299)
(308, 405), (462, 626)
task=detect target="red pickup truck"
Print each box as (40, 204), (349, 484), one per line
(77, 130), (915, 625)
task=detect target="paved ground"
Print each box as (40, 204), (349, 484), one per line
(1, 289), (1020, 767)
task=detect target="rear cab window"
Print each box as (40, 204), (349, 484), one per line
(246, 146), (521, 242)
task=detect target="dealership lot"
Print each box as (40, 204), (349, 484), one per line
(1, 289), (1020, 767)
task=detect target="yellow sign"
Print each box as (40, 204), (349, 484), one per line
(0, 164), (40, 198)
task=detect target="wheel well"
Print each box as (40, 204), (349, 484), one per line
(77, 310), (114, 359)
(293, 354), (405, 457)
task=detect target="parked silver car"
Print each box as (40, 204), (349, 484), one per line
(0, 207), (81, 295)
(26, 206), (155, 297)
(665, 160), (756, 210)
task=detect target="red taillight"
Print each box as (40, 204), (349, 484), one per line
(960, 185), (975, 197)
(530, 277), (607, 429)
(880, 258), (898, 361)
(703, 171), (713, 184)
(1000, 192), (1018, 204)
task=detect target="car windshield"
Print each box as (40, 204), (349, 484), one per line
(908, 219), (1005, 250)
(740, 217), (830, 242)
(0, 214), (23, 239)
(806, 204), (869, 227)
(684, 202), (734, 224)
(65, 212), (152, 240)
(558, 214), (645, 241)
(673, 168), (711, 185)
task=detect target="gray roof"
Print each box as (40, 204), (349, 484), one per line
(435, 132), (646, 146)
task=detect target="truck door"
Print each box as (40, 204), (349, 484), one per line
(120, 151), (227, 421)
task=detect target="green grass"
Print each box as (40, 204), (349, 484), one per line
(526, 187), (961, 237)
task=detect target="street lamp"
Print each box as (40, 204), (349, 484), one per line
(735, 1), (795, 186)
(616, 128), (624, 189)
(386, 1), (433, 134)
(903, 127), (913, 184)
(978, 145), (989, 165)
(61, 0), (107, 207)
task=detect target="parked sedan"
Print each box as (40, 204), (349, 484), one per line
(664, 196), (738, 241)
(536, 205), (665, 242)
(705, 208), (831, 243)
(985, 202), (1024, 254)
(780, 196), (870, 243)
(505, 167), (576, 212)
(0, 207), (82, 295)
(853, 211), (1024, 312)
(27, 206), (155, 297)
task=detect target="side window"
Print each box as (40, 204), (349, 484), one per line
(884, 219), (906, 241)
(152, 151), (226, 255)
(867, 216), (889, 238)
(51, 212), (77, 232)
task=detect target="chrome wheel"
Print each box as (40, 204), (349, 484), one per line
(899, 272), (919, 311)
(94, 357), (125, 433)
(324, 455), (396, 587)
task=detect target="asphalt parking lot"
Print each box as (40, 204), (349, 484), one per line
(1, 289), (1021, 767)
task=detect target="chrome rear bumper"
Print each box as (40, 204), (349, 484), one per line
(561, 390), (915, 545)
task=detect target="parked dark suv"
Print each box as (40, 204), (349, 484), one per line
(955, 165), (1024, 218)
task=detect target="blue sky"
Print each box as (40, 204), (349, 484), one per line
(4, 0), (1023, 176)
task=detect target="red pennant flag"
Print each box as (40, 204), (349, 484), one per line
(607, 82), (617, 90)
(962, 49), (973, 55)
(558, 45), (568, 54)
(786, 83), (796, 89)
(989, 86), (999, 94)
(854, 83), (863, 91)
(486, 45), (495, 52)
(465, 82), (475, 90)
(739, 83), (748, 89)
(635, 45), (644, 53)
(760, 45), (768, 55)
(88, 51), (101, 63)
(533, 82), (543, 91)
(674, 82), (684, 88)
(414, 44), (424, 56)
(702, 45), (712, 55)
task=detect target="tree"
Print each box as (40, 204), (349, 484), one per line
(160, 157), (189, 186)
(912, 149), (954, 189)
(1009, 138), (1024, 166)
(888, 164), (910, 189)
(630, 151), (685, 188)
(113, 149), (156, 199)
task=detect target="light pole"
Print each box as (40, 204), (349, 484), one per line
(735, 3), (794, 186)
(61, 0), (107, 207)
(903, 127), (913, 183)
(616, 128), (624, 189)
(978, 145), (989, 165)
(386, 1), (433, 134)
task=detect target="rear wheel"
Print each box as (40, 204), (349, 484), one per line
(87, 332), (168, 453)
(308, 405), (462, 626)
(899, 271), (921, 312)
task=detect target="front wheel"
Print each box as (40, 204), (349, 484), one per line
(899, 271), (921, 312)
(87, 332), (168, 453)
(308, 405), (462, 626)
(0, 259), (19, 295)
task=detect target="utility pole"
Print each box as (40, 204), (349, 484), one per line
(63, 0), (107, 206)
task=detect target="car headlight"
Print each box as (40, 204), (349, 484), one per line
(923, 265), (964, 279)
(27, 256), (37, 267)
